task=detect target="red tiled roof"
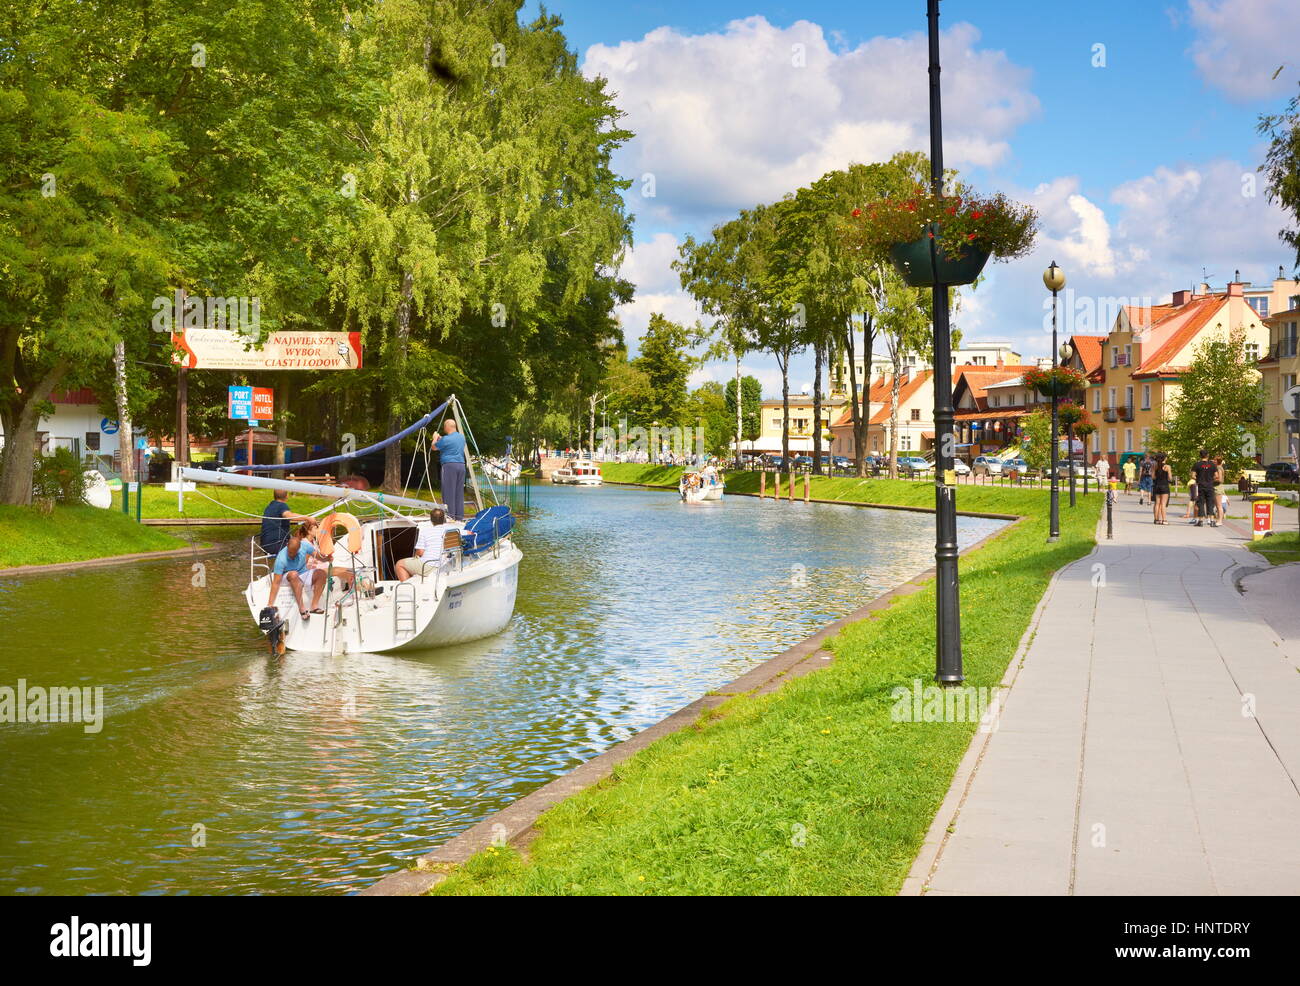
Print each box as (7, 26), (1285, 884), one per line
(951, 365), (1037, 401)
(1133, 294), (1225, 376)
(1068, 335), (1107, 375)
(831, 371), (933, 428)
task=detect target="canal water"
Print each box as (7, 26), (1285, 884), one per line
(0, 484), (1006, 895)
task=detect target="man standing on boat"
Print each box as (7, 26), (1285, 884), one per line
(260, 489), (312, 557)
(437, 419), (468, 521)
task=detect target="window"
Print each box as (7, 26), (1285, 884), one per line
(1091, 433), (1100, 454)
(1108, 387), (1117, 408)
(1248, 296), (1270, 318)
(991, 395), (1000, 408)
(1141, 384), (1151, 410)
(1108, 428), (1117, 453)
(1093, 389), (1101, 412)
(1124, 385), (1133, 409)
(1141, 427), (1150, 450)
(910, 408), (921, 421)
(1111, 346), (1119, 368)
(1125, 428), (1133, 451)
(971, 356), (987, 365)
(900, 434), (913, 451)
(85, 432), (100, 452)
(1245, 342), (1260, 361)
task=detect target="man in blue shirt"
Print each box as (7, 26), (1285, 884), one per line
(266, 528), (320, 618)
(259, 490), (311, 556)
(436, 419), (468, 521)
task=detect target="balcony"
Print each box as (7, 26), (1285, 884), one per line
(1102, 405), (1134, 422)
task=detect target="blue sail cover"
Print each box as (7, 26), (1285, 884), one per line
(227, 400), (450, 472)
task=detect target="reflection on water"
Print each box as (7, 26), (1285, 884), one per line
(0, 484), (1005, 894)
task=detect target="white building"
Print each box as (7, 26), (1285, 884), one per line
(0, 387), (123, 468)
(833, 339), (1025, 397)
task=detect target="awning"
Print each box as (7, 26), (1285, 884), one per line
(954, 409), (1029, 422)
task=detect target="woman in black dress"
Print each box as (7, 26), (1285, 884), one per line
(1152, 451), (1172, 524)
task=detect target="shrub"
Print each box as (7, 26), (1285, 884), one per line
(32, 448), (88, 504)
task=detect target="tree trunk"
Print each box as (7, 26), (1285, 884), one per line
(274, 373), (291, 465)
(812, 340), (824, 475)
(779, 350), (790, 465)
(0, 361), (69, 505)
(888, 349), (902, 480)
(113, 340), (134, 484)
(734, 353), (742, 466)
(384, 264), (415, 493)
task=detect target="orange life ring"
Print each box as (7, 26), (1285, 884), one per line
(319, 512), (362, 556)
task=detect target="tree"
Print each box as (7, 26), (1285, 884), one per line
(1259, 83), (1300, 271)
(633, 314), (693, 424)
(1148, 328), (1268, 478)
(724, 375), (762, 451)
(685, 381), (732, 458)
(1021, 408), (1052, 473)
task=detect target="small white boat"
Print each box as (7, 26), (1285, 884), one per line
(551, 459), (602, 486)
(83, 470), (113, 509)
(680, 469), (724, 503)
(482, 457), (521, 482)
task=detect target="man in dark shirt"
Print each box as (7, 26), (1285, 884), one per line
(259, 490), (310, 555)
(1192, 450), (1218, 527)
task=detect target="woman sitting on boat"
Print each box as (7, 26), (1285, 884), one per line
(301, 517), (357, 598)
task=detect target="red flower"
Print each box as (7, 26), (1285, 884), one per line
(851, 208), (861, 217)
(971, 210), (984, 220)
(967, 232), (976, 241)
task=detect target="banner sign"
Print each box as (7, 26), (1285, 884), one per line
(173, 329), (362, 371)
(229, 386), (274, 421)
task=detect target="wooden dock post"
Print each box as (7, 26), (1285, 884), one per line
(788, 472), (794, 501)
(804, 472), (810, 502)
(774, 471), (781, 499)
(760, 470), (767, 498)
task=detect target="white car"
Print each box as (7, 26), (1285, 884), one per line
(951, 459), (971, 476)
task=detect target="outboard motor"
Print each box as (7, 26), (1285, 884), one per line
(259, 606), (286, 656)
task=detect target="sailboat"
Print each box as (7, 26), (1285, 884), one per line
(178, 397), (521, 656)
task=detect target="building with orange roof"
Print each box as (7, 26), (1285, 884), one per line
(950, 365), (1047, 455)
(828, 369), (935, 459)
(1084, 279), (1285, 466)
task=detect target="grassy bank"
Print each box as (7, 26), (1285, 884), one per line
(0, 504), (187, 569)
(1246, 530), (1300, 565)
(133, 483), (440, 520)
(432, 472), (1098, 895)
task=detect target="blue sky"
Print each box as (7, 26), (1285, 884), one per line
(523, 0), (1299, 395)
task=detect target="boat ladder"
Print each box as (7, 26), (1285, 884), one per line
(393, 582), (418, 638)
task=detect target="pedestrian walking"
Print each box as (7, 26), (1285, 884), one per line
(1095, 454), (1110, 488)
(1192, 449), (1218, 527)
(1138, 453), (1154, 505)
(1151, 451), (1172, 524)
(1122, 457), (1137, 493)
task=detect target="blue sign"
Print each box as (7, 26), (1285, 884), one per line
(135, 437), (148, 451)
(228, 385), (253, 419)
(100, 417), (119, 435)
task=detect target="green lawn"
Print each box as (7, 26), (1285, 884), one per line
(432, 472), (1098, 895)
(0, 504), (187, 569)
(1245, 530), (1300, 565)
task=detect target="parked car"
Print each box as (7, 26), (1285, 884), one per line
(792, 455), (813, 469)
(897, 456), (932, 474)
(1002, 457), (1031, 475)
(1263, 461), (1299, 482)
(1055, 459), (1095, 480)
(972, 455), (1004, 476)
(951, 458), (971, 476)
(764, 454), (789, 470)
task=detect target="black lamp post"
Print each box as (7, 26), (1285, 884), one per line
(927, 0), (962, 684)
(1061, 341), (1076, 508)
(1044, 261), (1066, 543)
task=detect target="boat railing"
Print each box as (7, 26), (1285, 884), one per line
(249, 538), (273, 584)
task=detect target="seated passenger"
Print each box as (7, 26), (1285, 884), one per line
(395, 508), (456, 582)
(267, 527), (322, 619)
(300, 518), (355, 602)
(259, 490), (311, 557)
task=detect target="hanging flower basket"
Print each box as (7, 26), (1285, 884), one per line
(888, 224), (991, 287)
(1023, 366), (1086, 398)
(846, 189), (1037, 287)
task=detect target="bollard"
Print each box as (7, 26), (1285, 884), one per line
(1106, 487), (1115, 539)
(773, 472), (780, 499)
(760, 470), (766, 499)
(804, 472), (810, 502)
(788, 471), (795, 501)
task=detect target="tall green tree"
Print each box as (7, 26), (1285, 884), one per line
(633, 314), (693, 424)
(1149, 329), (1268, 478)
(724, 374), (762, 451)
(1259, 83), (1300, 271)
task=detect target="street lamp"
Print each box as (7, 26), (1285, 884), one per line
(1060, 340), (1076, 508)
(927, 0), (962, 684)
(1044, 262), (1066, 542)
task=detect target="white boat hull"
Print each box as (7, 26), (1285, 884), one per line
(246, 542), (522, 655)
(681, 481), (724, 502)
(551, 474), (602, 486)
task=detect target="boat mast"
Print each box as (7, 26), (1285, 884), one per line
(177, 467), (440, 512)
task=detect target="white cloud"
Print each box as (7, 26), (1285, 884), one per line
(585, 16), (1038, 225)
(1186, 0), (1299, 102)
(612, 233), (704, 347)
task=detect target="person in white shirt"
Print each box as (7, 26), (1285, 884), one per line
(395, 508), (458, 581)
(1094, 454), (1110, 486)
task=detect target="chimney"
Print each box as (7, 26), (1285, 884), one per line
(1198, 282), (1211, 295)
(996, 356), (1004, 368)
(1227, 281), (1244, 297)
(1171, 289), (1193, 306)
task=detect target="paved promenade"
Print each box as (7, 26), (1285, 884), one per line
(909, 491), (1300, 896)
